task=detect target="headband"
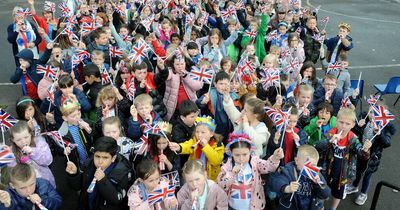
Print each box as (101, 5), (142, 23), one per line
(17, 98), (34, 106)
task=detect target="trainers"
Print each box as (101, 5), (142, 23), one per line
(346, 185), (359, 195)
(355, 193), (368, 205)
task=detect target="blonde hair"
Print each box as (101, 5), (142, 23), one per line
(297, 145), (319, 161)
(102, 116), (122, 137)
(182, 160), (206, 175)
(262, 54), (278, 68)
(337, 108), (356, 122)
(134, 93), (153, 108)
(96, 85), (118, 107)
(92, 50), (105, 59)
(297, 84), (314, 96)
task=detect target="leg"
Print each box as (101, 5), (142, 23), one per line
(360, 170), (374, 194)
(330, 197), (341, 210)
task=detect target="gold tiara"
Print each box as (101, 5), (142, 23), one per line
(60, 99), (80, 114)
(338, 22), (351, 32)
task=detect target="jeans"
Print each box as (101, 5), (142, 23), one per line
(352, 158), (373, 194)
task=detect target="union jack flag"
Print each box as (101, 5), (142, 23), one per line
(283, 57), (301, 75)
(0, 146), (15, 168)
(173, 45), (185, 58)
(109, 46), (124, 58)
(45, 131), (65, 148)
(16, 8), (32, 16)
(114, 3), (126, 16)
(185, 13), (195, 26)
(260, 69), (280, 90)
(76, 49), (91, 61)
(189, 66), (213, 84)
(61, 27), (78, 41)
(59, 2), (70, 17)
(340, 96), (353, 109)
(71, 54), (81, 68)
(320, 16), (330, 24)
(244, 29), (257, 39)
(300, 160), (321, 182)
(101, 69), (113, 85)
(264, 107), (291, 131)
(237, 58), (256, 76)
(44, 1), (56, 13)
(148, 184), (176, 205)
(161, 171), (180, 187)
(81, 22), (101, 34)
(37, 65), (59, 80)
(128, 39), (150, 64)
(290, 0), (299, 7)
(365, 95), (380, 106)
(372, 105), (395, 129)
(312, 33), (325, 44)
(326, 61), (343, 75)
(47, 83), (56, 104)
(121, 34), (133, 42)
(126, 77), (136, 101)
(231, 173), (252, 200)
(198, 11), (209, 27)
(266, 30), (279, 42)
(0, 109), (18, 131)
(221, 6), (237, 21)
(143, 123), (162, 135)
(134, 133), (149, 155)
(280, 48), (291, 60)
(66, 15), (78, 27)
(141, 15), (155, 32)
(236, 0), (246, 10)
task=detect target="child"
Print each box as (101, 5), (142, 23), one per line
(178, 160), (228, 209)
(298, 61), (321, 91)
(272, 145), (331, 209)
(324, 22), (353, 64)
(223, 95), (270, 158)
(286, 84), (316, 128)
(304, 102), (337, 147)
(266, 106), (308, 166)
(8, 121), (56, 188)
(313, 74), (344, 116)
(127, 159), (178, 209)
(90, 50), (110, 72)
(270, 21), (289, 49)
(169, 116), (224, 181)
(218, 133), (283, 209)
(346, 102), (396, 205)
(220, 57), (235, 76)
(172, 99), (199, 144)
(86, 28), (111, 65)
(82, 63), (104, 108)
(127, 93), (162, 141)
(335, 54), (351, 96)
(187, 41), (202, 65)
(0, 164), (62, 209)
(316, 108), (372, 210)
(299, 16), (321, 64)
(102, 116), (135, 161)
(65, 136), (132, 209)
(202, 28), (239, 67)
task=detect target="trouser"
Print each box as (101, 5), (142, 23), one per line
(352, 158), (373, 194)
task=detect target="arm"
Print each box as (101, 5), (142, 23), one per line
(75, 89), (92, 112)
(217, 162), (236, 192)
(258, 14), (269, 36)
(10, 68), (23, 83)
(242, 122), (269, 150)
(257, 156), (280, 174)
(179, 138), (196, 155)
(376, 123), (396, 149)
(110, 22), (127, 50)
(236, 9), (249, 29)
(31, 23), (42, 47)
(37, 47), (52, 65)
(151, 39), (166, 58)
(201, 143), (224, 166)
(7, 24), (18, 44)
(223, 97), (241, 124)
(38, 180), (62, 210)
(30, 137), (53, 166)
(223, 31), (239, 46)
(97, 173), (130, 205)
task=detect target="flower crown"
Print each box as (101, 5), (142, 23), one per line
(225, 133), (256, 156)
(338, 22), (351, 33)
(195, 116), (216, 132)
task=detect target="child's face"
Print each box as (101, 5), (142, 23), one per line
(134, 68), (148, 82)
(232, 147), (251, 165)
(302, 67), (313, 79)
(222, 61), (232, 73)
(142, 6), (151, 17)
(12, 129), (31, 149)
(103, 123), (120, 140)
(84, 75), (95, 85)
(287, 114), (298, 130)
(295, 154), (317, 171)
(317, 108), (331, 125)
(250, 21), (258, 32)
(214, 79), (230, 94)
(242, 104), (257, 122)
(210, 34), (220, 45)
(51, 47), (63, 62)
(262, 59), (274, 69)
(43, 11), (53, 21)
(323, 78), (337, 92)
(63, 109), (82, 125)
(92, 54), (105, 67)
(157, 137), (169, 151)
(341, 61), (349, 69)
(306, 19), (317, 30)
(338, 27), (349, 38)
(187, 49), (199, 57)
(161, 23), (171, 33)
(184, 171), (207, 195)
(143, 170), (161, 192)
(180, 112), (199, 127)
(246, 45), (256, 56)
(298, 91), (312, 107)
(281, 80), (290, 90)
(227, 24), (236, 33)
(10, 174), (36, 198)
(24, 104), (35, 120)
(336, 116), (355, 135)
(93, 151), (116, 170)
(95, 15), (104, 26)
(289, 36), (299, 48)
(102, 97), (116, 108)
(136, 103), (153, 120)
(171, 36), (181, 45)
(119, 27), (129, 37)
(173, 58), (186, 74)
(95, 33), (109, 46)
(278, 25), (288, 35)
(19, 59), (30, 70)
(195, 124), (213, 142)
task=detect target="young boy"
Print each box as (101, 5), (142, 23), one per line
(324, 22), (353, 64)
(312, 74), (344, 116)
(300, 16), (321, 64)
(65, 136), (132, 209)
(272, 145), (331, 209)
(266, 106), (308, 166)
(286, 84), (315, 128)
(86, 28), (110, 65)
(82, 63), (104, 108)
(0, 164), (62, 209)
(304, 102), (337, 147)
(90, 50), (110, 73)
(316, 108), (372, 210)
(186, 42), (202, 65)
(127, 93), (162, 141)
(335, 54), (351, 96)
(197, 71), (239, 142)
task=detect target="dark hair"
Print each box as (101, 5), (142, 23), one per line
(300, 61), (317, 85)
(239, 93), (255, 109)
(136, 159), (159, 180)
(149, 134), (174, 163)
(133, 62), (148, 72)
(93, 136), (119, 157)
(9, 164), (35, 183)
(214, 71), (230, 83)
(170, 33), (181, 41)
(287, 32), (299, 46)
(58, 74), (74, 88)
(283, 104), (299, 116)
(16, 96), (45, 132)
(179, 99), (199, 117)
(187, 42), (198, 50)
(317, 101), (334, 114)
(118, 24), (130, 33)
(230, 141), (252, 151)
(83, 63), (101, 78)
(93, 27), (107, 40)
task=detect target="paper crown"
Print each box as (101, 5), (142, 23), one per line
(195, 116), (216, 132)
(155, 121), (172, 134)
(225, 133), (256, 156)
(338, 22), (352, 33)
(60, 99), (81, 114)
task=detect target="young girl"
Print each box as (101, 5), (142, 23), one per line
(169, 116), (224, 181)
(16, 96), (55, 136)
(223, 95), (270, 158)
(8, 121), (55, 188)
(102, 116), (135, 161)
(220, 56), (235, 77)
(127, 159), (178, 209)
(95, 85), (130, 138)
(286, 84), (316, 128)
(177, 160), (228, 209)
(217, 133), (283, 209)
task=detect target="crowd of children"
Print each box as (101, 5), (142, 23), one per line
(1, 0), (397, 210)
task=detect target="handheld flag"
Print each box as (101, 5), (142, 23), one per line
(260, 69), (280, 90)
(58, 2), (70, 17)
(128, 39), (150, 64)
(300, 160), (321, 183)
(126, 77), (136, 101)
(264, 107), (291, 131)
(0, 109), (18, 131)
(326, 61), (343, 76)
(161, 171), (180, 187)
(37, 65), (59, 80)
(148, 184), (176, 205)
(0, 145), (15, 168)
(109, 46), (124, 58)
(189, 66), (214, 84)
(44, 1), (56, 13)
(340, 96), (353, 109)
(372, 106), (395, 129)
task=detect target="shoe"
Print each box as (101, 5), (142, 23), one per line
(355, 193), (368, 205)
(346, 185), (359, 195)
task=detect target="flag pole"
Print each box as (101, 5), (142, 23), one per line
(289, 168), (303, 202)
(357, 71), (362, 90)
(1, 127), (5, 145)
